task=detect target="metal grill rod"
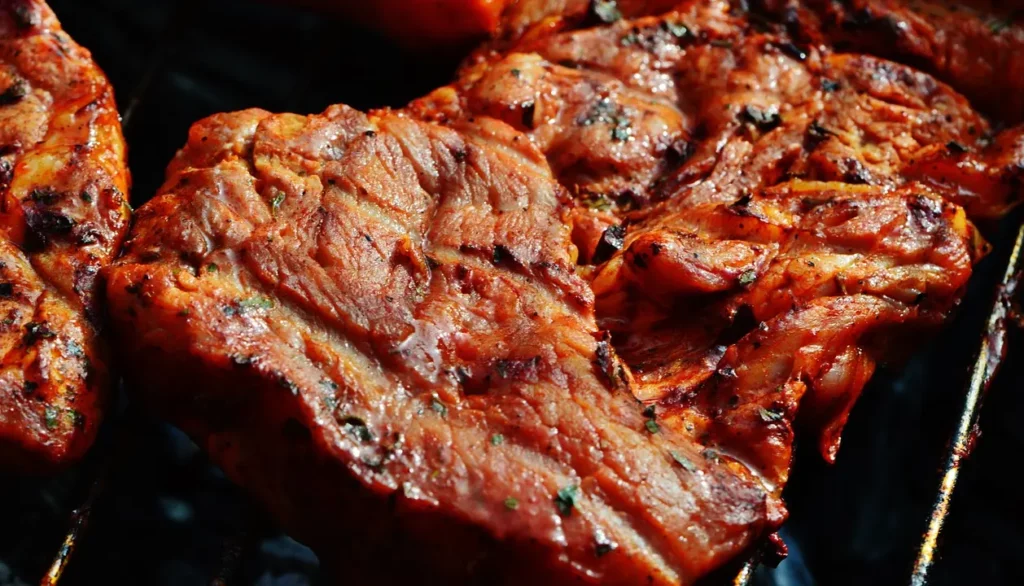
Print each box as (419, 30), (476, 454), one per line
(909, 221), (1024, 585)
(37, 0), (196, 582)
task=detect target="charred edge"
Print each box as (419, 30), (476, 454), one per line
(0, 79), (28, 106)
(739, 105), (781, 132)
(592, 225), (626, 264)
(521, 100), (536, 129)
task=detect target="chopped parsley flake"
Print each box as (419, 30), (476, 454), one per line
(664, 21), (690, 39)
(269, 189), (286, 213)
(555, 484), (580, 516)
(491, 433), (504, 446)
(759, 407), (785, 422)
(44, 405), (60, 430)
(504, 497), (519, 510)
(645, 419), (660, 434)
(738, 269), (758, 287)
(238, 296), (274, 311)
(670, 450), (698, 472)
(430, 396), (448, 417)
(591, 0), (622, 23)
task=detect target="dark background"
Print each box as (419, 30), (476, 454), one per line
(1, 1), (1022, 584)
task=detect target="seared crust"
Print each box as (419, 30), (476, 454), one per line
(108, 1), (1016, 584)
(0, 0), (130, 470)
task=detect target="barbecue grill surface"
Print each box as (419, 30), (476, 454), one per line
(1, 1), (1022, 585)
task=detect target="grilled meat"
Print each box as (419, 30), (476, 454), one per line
(108, 0), (1017, 583)
(0, 0), (129, 470)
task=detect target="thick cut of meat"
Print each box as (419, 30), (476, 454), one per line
(108, 106), (777, 585)
(108, 1), (1014, 584)
(0, 0), (129, 470)
(781, 0), (1024, 124)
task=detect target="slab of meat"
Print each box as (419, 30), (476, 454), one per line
(107, 1), (1016, 583)
(0, 0), (130, 470)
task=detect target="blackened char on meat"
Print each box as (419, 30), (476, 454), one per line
(108, 0), (1023, 584)
(0, 0), (130, 471)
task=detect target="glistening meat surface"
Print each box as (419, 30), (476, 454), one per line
(107, 1), (1018, 583)
(0, 0), (129, 470)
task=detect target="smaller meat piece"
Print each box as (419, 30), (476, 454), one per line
(0, 0), (130, 470)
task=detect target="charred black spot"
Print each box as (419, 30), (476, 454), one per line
(453, 148), (467, 163)
(494, 356), (542, 381)
(946, 140), (968, 155)
(731, 193), (753, 211)
(29, 187), (62, 205)
(739, 105), (781, 132)
(820, 78), (841, 92)
(841, 158), (871, 184)
(805, 120), (836, 150)
(665, 138), (693, 167)
(631, 251), (648, 269)
(24, 207), (76, 249)
(0, 79), (28, 106)
(23, 322), (56, 346)
(521, 100), (536, 129)
(592, 225), (625, 264)
(0, 283), (12, 297)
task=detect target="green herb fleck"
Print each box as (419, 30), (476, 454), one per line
(709, 39), (734, 49)
(670, 450), (698, 472)
(504, 497), (519, 510)
(645, 419), (660, 434)
(44, 405), (60, 430)
(664, 21), (690, 39)
(430, 396), (448, 417)
(620, 32), (639, 46)
(238, 296), (274, 311)
(989, 14), (1018, 34)
(759, 407), (785, 423)
(555, 484), (580, 516)
(206, 263), (218, 273)
(80, 191), (94, 203)
(269, 188), (286, 213)
(491, 433), (504, 446)
(591, 0), (621, 23)
(701, 448), (721, 463)
(511, 68), (521, 78)
(738, 269), (758, 287)
(583, 195), (613, 212)
(611, 119), (632, 142)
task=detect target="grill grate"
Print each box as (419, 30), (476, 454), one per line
(15, 1), (1023, 584)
